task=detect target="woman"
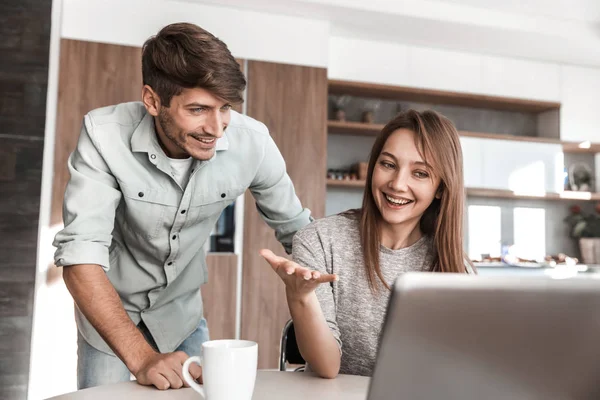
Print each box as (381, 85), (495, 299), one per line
(260, 110), (474, 379)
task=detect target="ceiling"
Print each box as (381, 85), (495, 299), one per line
(183, 0), (600, 68)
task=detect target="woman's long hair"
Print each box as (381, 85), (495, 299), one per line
(357, 110), (471, 291)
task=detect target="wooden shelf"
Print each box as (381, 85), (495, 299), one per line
(328, 120), (383, 136)
(329, 79), (561, 113)
(327, 121), (600, 154)
(327, 179), (366, 188)
(326, 179), (600, 201)
(459, 130), (561, 145)
(561, 142), (600, 154)
(466, 188), (600, 201)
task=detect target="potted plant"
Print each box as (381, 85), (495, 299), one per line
(564, 204), (600, 264)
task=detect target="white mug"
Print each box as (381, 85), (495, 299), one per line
(182, 339), (258, 400)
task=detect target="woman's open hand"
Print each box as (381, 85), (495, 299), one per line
(259, 249), (338, 302)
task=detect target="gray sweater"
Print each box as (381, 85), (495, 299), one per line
(292, 212), (434, 377)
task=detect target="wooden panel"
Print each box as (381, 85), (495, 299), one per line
(202, 254), (238, 340)
(233, 59), (245, 113)
(242, 61), (327, 368)
(51, 39), (143, 226)
(329, 79), (561, 113)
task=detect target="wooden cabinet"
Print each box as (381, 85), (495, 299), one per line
(481, 56), (560, 102)
(408, 47), (482, 94)
(242, 61), (328, 369)
(460, 137), (562, 193)
(328, 36), (410, 87)
(460, 137), (484, 188)
(329, 37), (564, 103)
(202, 254), (237, 340)
(52, 39), (142, 225)
(480, 139), (563, 193)
(560, 65), (600, 143)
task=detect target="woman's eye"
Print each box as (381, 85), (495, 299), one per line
(380, 161), (394, 169)
(414, 171), (429, 178)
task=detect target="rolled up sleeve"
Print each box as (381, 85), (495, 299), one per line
(53, 117), (122, 271)
(249, 134), (312, 254)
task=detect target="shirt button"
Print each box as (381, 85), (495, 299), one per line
(221, 193), (226, 198)
(167, 261), (173, 266)
(138, 192), (144, 198)
(181, 210), (186, 214)
(172, 235), (177, 240)
(150, 154), (156, 159)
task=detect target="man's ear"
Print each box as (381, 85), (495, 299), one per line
(142, 85), (161, 117)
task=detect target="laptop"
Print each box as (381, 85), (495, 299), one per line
(367, 272), (600, 400)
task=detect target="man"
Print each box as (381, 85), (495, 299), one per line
(53, 23), (312, 391)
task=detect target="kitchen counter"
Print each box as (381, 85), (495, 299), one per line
(474, 263), (600, 279)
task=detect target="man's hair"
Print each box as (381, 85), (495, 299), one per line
(142, 23), (246, 107)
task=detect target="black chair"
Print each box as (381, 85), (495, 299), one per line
(279, 319), (306, 371)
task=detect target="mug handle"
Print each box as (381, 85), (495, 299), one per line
(182, 356), (205, 397)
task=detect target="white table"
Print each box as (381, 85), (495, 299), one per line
(47, 371), (370, 400)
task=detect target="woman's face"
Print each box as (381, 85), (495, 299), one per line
(371, 128), (441, 230)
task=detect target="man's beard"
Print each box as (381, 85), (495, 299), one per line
(157, 108), (189, 156)
(156, 108), (223, 161)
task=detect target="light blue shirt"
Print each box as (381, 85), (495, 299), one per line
(53, 101), (312, 354)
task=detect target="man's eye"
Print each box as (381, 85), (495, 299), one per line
(221, 104), (232, 111)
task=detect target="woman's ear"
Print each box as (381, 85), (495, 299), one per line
(435, 186), (443, 199)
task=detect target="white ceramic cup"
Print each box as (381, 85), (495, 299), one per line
(182, 339), (258, 400)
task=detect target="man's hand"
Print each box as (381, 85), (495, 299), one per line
(133, 351), (203, 390)
(259, 249), (338, 303)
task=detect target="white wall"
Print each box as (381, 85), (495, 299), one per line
(61, 0), (330, 68)
(193, 0), (600, 68)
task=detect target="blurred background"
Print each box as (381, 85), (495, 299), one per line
(2, 0), (600, 398)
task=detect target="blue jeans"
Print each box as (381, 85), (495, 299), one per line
(77, 318), (209, 390)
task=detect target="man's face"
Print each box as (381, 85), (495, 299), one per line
(153, 87), (232, 160)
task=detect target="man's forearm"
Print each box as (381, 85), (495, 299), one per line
(63, 264), (156, 373)
(287, 291), (341, 378)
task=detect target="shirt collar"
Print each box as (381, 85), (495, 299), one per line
(216, 133), (229, 151)
(131, 112), (158, 154)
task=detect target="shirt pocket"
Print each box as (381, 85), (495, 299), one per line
(188, 186), (245, 226)
(120, 184), (178, 240)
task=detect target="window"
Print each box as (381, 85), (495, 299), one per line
(513, 207), (546, 262)
(468, 205), (502, 261)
